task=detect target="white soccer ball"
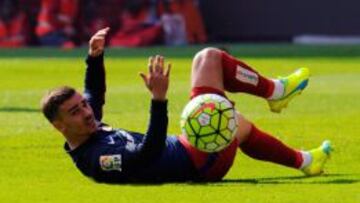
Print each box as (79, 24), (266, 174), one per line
(180, 94), (238, 152)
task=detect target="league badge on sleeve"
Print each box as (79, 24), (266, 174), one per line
(99, 154), (122, 171)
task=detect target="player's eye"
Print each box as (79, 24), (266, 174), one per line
(82, 100), (88, 108)
(71, 109), (80, 116)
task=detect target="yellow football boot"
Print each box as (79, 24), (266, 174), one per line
(302, 140), (332, 176)
(268, 67), (310, 113)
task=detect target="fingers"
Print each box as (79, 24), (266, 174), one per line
(139, 72), (150, 89)
(90, 37), (104, 47)
(91, 27), (110, 43)
(96, 27), (110, 37)
(148, 57), (154, 74)
(147, 55), (171, 76)
(152, 55), (160, 73)
(149, 55), (164, 74)
(148, 55), (162, 74)
(165, 63), (171, 77)
(139, 72), (147, 83)
(156, 55), (164, 74)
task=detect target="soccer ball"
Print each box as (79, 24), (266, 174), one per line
(180, 94), (238, 152)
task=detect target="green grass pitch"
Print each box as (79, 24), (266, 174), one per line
(0, 45), (359, 202)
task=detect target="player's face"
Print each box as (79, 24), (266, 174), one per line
(55, 92), (97, 137)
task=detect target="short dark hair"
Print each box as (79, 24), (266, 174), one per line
(41, 86), (76, 122)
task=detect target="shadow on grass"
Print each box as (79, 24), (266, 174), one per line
(202, 174), (360, 185)
(0, 107), (40, 113)
(110, 174), (359, 186)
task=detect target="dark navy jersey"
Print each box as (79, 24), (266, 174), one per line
(64, 53), (198, 183)
(64, 125), (197, 183)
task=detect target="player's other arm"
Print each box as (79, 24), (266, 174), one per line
(95, 56), (171, 174)
(84, 27), (110, 121)
(128, 55), (171, 166)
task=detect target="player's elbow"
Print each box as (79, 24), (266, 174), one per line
(137, 142), (166, 166)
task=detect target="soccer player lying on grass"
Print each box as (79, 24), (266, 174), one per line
(41, 28), (332, 183)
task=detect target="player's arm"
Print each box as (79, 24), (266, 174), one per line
(129, 55), (171, 165)
(83, 27), (110, 121)
(90, 57), (171, 179)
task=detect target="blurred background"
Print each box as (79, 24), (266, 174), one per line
(1, 0), (359, 48)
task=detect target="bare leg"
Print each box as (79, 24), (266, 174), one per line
(234, 113), (252, 144)
(191, 47), (225, 90)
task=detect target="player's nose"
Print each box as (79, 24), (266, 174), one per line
(83, 106), (93, 118)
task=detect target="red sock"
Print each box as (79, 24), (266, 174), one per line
(239, 124), (303, 169)
(221, 51), (274, 98)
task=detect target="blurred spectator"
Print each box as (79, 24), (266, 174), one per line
(77, 0), (124, 44)
(18, 0), (41, 45)
(0, 0), (30, 47)
(109, 0), (163, 47)
(1, 0), (207, 48)
(160, 0), (187, 46)
(35, 0), (77, 48)
(161, 0), (207, 44)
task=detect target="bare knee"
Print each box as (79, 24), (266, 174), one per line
(191, 47), (225, 89)
(192, 47), (222, 71)
(235, 112), (252, 144)
(194, 47), (222, 61)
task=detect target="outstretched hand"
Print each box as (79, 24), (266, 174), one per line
(140, 55), (171, 101)
(88, 27), (110, 57)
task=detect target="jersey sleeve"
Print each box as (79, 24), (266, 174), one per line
(83, 53), (106, 121)
(136, 99), (168, 166)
